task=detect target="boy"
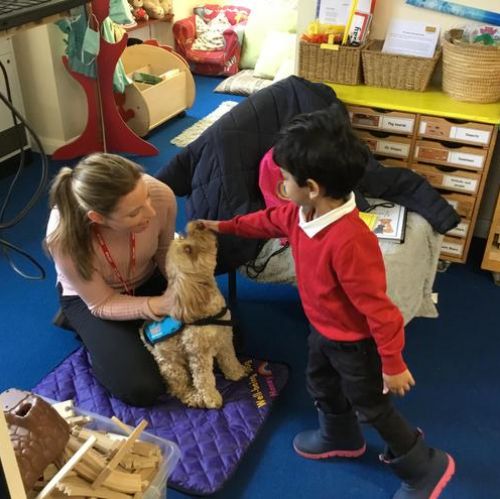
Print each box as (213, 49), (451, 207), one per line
(200, 103), (454, 498)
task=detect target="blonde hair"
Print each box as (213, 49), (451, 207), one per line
(46, 153), (144, 280)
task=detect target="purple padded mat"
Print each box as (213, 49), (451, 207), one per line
(33, 347), (288, 495)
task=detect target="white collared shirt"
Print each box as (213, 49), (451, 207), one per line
(299, 192), (356, 238)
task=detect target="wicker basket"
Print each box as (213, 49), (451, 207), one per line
(442, 29), (500, 103)
(298, 40), (363, 85)
(361, 40), (441, 91)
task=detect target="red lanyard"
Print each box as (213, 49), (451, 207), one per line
(94, 227), (136, 295)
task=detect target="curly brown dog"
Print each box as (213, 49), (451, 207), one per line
(143, 221), (247, 409)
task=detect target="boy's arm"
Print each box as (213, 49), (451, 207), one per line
(200, 203), (295, 239)
(333, 234), (407, 376)
(336, 239), (416, 396)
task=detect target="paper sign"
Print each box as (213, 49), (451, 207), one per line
(382, 19), (440, 58)
(318, 0), (374, 25)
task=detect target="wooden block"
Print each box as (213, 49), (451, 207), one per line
(35, 435), (96, 499)
(50, 400), (76, 419)
(56, 475), (133, 499)
(92, 421), (148, 490)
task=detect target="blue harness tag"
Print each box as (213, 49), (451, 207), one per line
(144, 316), (184, 344)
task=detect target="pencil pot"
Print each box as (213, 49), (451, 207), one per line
(442, 29), (500, 103)
(361, 39), (441, 91)
(298, 40), (363, 85)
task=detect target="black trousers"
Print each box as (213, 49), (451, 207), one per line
(58, 272), (167, 407)
(306, 326), (417, 456)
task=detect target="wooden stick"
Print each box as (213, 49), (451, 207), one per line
(110, 416), (132, 434)
(0, 410), (27, 499)
(35, 435), (96, 499)
(92, 421), (148, 490)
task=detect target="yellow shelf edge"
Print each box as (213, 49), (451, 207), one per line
(327, 84), (500, 125)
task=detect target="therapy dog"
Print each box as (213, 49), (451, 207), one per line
(143, 221), (247, 408)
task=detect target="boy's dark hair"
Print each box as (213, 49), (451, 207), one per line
(272, 102), (370, 199)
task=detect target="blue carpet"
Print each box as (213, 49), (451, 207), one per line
(1, 75), (499, 498)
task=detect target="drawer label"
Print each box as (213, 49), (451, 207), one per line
(447, 222), (469, 238)
(448, 151), (484, 169)
(441, 240), (463, 256)
(377, 140), (410, 157)
(381, 116), (414, 133)
(450, 126), (490, 145)
(442, 175), (478, 192)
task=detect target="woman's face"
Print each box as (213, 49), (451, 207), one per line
(103, 176), (156, 233)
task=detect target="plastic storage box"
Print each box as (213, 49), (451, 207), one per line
(48, 401), (181, 499)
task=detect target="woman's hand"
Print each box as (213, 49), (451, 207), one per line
(197, 219), (221, 232)
(147, 288), (174, 318)
(382, 369), (415, 397)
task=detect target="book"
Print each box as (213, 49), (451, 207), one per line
(359, 211), (378, 230)
(364, 197), (407, 243)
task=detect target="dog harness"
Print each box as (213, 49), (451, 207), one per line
(143, 307), (233, 345)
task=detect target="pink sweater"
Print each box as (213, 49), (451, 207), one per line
(46, 175), (176, 321)
(219, 202), (407, 375)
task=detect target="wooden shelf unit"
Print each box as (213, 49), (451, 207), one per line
(481, 190), (500, 284)
(329, 84), (500, 264)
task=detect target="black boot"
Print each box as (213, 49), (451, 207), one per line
(293, 409), (366, 459)
(382, 433), (455, 499)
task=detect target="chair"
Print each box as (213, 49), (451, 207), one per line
(172, 4), (250, 76)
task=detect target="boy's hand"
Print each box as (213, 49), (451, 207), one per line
(382, 369), (415, 397)
(197, 219), (221, 232)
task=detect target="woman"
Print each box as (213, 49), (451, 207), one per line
(46, 153), (176, 406)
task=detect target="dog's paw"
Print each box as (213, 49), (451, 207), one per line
(182, 391), (204, 408)
(201, 389), (223, 409)
(224, 364), (248, 381)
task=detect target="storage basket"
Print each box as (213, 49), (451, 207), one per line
(361, 39), (441, 91)
(442, 29), (500, 103)
(298, 40), (363, 85)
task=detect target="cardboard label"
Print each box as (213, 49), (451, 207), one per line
(442, 175), (478, 193)
(377, 140), (410, 157)
(447, 221), (469, 238)
(448, 151), (484, 169)
(441, 240), (463, 256)
(381, 116), (414, 133)
(450, 126), (490, 145)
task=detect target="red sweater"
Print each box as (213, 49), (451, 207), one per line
(219, 202), (406, 375)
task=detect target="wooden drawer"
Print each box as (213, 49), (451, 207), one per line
(357, 131), (412, 159)
(441, 192), (475, 218)
(441, 236), (465, 259)
(349, 106), (416, 135)
(418, 116), (493, 147)
(414, 140), (487, 171)
(411, 163), (481, 195)
(481, 191), (500, 273)
(446, 218), (470, 239)
(378, 157), (409, 168)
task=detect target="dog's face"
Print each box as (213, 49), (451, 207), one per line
(166, 221), (218, 278)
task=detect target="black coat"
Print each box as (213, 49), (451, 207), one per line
(156, 76), (459, 273)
